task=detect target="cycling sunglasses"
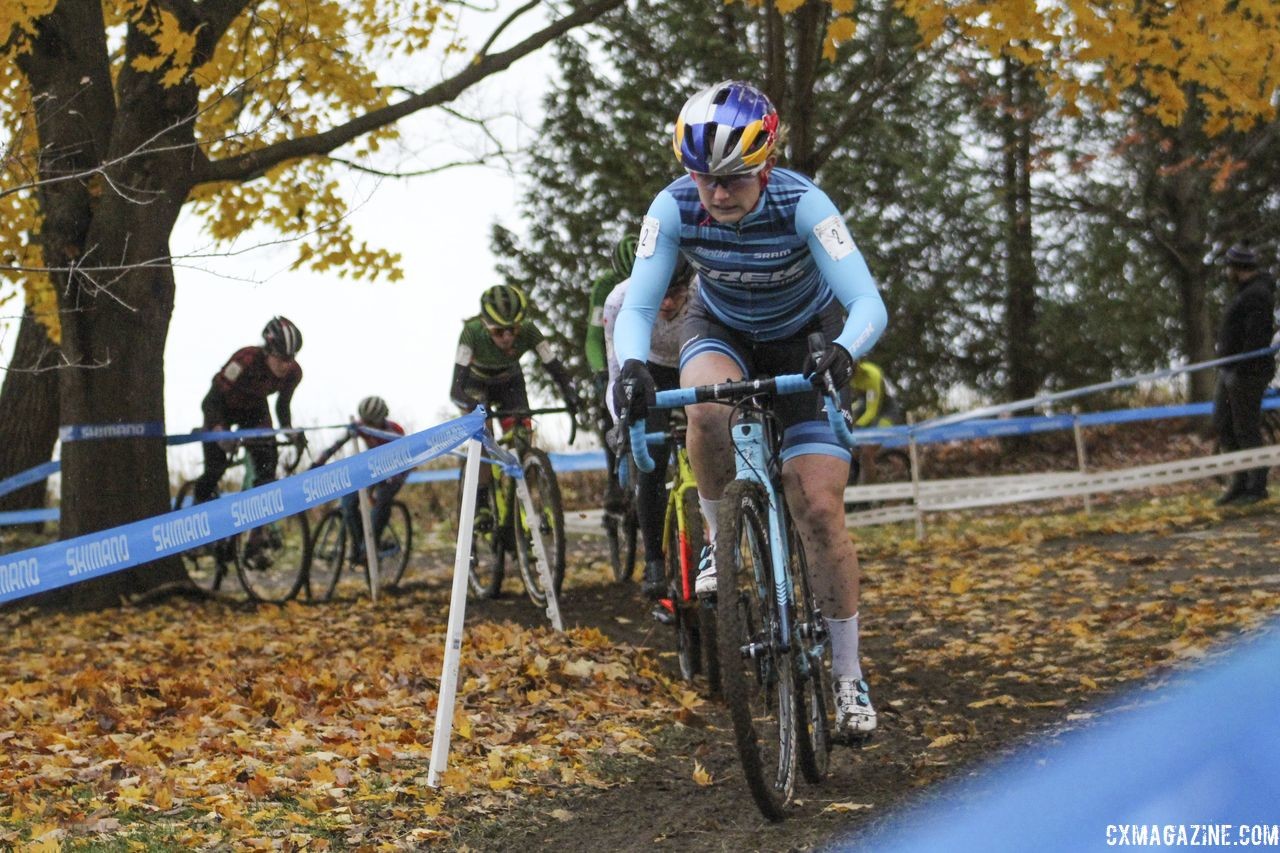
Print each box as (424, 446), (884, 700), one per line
(688, 170), (759, 191)
(484, 322), (519, 336)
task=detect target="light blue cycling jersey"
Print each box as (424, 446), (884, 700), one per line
(615, 168), (886, 365)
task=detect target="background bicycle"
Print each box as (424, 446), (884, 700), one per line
(637, 422), (719, 692)
(173, 434), (312, 603)
(462, 407), (570, 608)
(602, 439), (639, 583)
(308, 497), (413, 601)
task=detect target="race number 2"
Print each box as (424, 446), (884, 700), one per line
(637, 215), (660, 259)
(814, 214), (854, 262)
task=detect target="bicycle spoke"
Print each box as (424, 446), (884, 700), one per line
(716, 479), (797, 820)
(308, 509), (346, 602)
(236, 513), (310, 603)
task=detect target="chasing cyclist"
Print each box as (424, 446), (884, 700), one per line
(612, 81), (887, 739)
(194, 316), (306, 505)
(849, 360), (902, 487)
(452, 284), (582, 523)
(586, 236), (640, 513)
(602, 255), (694, 598)
(312, 396), (407, 565)
(193, 316), (306, 567)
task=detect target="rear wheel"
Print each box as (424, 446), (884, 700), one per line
(235, 511), (311, 603)
(174, 481), (234, 595)
(514, 449), (565, 608)
(379, 501), (414, 589)
(308, 508), (346, 602)
(716, 479), (797, 821)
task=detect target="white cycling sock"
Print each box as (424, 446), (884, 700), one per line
(698, 495), (721, 544)
(827, 612), (863, 681)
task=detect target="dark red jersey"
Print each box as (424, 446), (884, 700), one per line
(205, 346), (302, 427)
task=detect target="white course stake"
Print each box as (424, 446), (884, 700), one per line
(428, 437), (483, 788)
(357, 486), (379, 603)
(513, 474), (565, 632)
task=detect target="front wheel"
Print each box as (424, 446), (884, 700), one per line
(235, 512), (311, 603)
(379, 500), (414, 589)
(716, 479), (797, 821)
(514, 449), (565, 608)
(605, 502), (639, 583)
(308, 508), (346, 602)
(791, 525), (832, 784)
(665, 487), (705, 682)
(461, 472), (506, 599)
(174, 481), (234, 596)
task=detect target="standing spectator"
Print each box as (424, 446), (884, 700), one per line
(1213, 245), (1276, 505)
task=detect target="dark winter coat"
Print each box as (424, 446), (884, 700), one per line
(1217, 271), (1276, 378)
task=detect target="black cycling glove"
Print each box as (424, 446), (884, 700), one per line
(804, 341), (854, 390)
(612, 359), (656, 422)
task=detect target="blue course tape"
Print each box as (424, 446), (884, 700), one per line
(915, 344), (1279, 432)
(0, 461), (61, 500)
(0, 411), (485, 605)
(59, 422), (167, 442)
(0, 509), (58, 525)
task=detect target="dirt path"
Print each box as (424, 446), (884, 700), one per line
(427, 495), (1280, 851)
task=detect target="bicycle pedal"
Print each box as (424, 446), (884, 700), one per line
(651, 606), (675, 626)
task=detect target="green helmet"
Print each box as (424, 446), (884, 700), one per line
(480, 284), (528, 326)
(612, 235), (638, 279)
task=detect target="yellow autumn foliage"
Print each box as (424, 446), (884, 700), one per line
(732, 0), (1278, 132)
(2, 0), (461, 306)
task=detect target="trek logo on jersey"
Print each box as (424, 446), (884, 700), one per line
(692, 258), (808, 285)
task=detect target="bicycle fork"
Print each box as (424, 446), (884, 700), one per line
(731, 420), (793, 657)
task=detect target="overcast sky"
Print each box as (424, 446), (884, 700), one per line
(162, 9), (580, 465)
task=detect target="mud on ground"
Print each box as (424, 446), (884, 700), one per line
(422, 485), (1280, 852)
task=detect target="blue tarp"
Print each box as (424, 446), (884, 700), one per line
(850, 624), (1280, 852)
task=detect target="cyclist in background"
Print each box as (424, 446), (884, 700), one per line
(586, 236), (639, 512)
(452, 284), (582, 524)
(849, 360), (902, 486)
(312, 396), (406, 565)
(612, 81), (887, 739)
(603, 256), (694, 598)
(194, 315), (305, 506)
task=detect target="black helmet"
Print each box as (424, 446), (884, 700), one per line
(480, 284), (527, 327)
(1225, 244), (1259, 269)
(612, 235), (639, 279)
(358, 395), (389, 423)
(263, 315), (303, 357)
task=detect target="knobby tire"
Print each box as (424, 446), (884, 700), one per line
(716, 479), (797, 821)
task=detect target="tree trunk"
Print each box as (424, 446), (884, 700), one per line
(1001, 59), (1041, 401)
(0, 309), (61, 522)
(1154, 113), (1216, 403)
(22, 5), (192, 608)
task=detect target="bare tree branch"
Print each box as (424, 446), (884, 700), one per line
(477, 0), (540, 60)
(195, 0), (625, 186)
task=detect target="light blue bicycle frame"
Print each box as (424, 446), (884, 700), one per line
(630, 373), (855, 662)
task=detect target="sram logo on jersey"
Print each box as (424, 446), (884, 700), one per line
(692, 259), (808, 284)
